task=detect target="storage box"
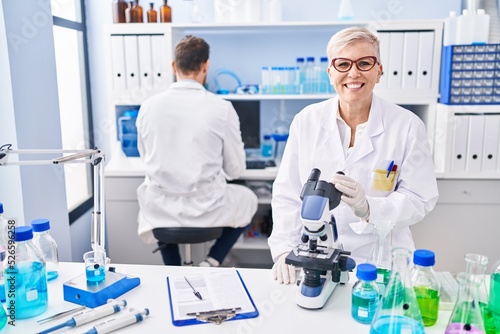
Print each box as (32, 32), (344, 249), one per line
(439, 44), (500, 105)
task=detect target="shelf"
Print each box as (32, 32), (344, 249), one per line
(222, 93), (333, 101)
(233, 236), (270, 250)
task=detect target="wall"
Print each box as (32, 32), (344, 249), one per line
(0, 0), (72, 261)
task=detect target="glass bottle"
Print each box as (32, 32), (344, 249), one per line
(411, 249), (440, 326)
(125, 1), (138, 23)
(261, 134), (273, 158)
(490, 260), (500, 331)
(367, 220), (394, 297)
(147, 3), (157, 23)
(159, 0), (172, 23)
(370, 247), (425, 334)
(0, 250), (5, 303)
(352, 263), (380, 324)
(133, 0), (143, 23)
(4, 226), (48, 318)
(445, 272), (485, 334)
(31, 218), (59, 281)
(465, 254), (496, 334)
(112, 0), (128, 23)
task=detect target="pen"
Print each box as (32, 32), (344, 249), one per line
(386, 160), (394, 178)
(184, 276), (203, 300)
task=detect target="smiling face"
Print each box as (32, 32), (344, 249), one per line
(328, 41), (383, 109)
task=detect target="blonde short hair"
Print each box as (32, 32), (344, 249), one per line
(326, 27), (381, 64)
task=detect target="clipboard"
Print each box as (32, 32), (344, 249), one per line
(166, 268), (259, 326)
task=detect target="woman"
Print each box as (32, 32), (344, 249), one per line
(268, 27), (439, 284)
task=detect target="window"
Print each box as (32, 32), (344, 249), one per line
(52, 0), (94, 222)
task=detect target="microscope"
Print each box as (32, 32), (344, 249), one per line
(285, 168), (356, 309)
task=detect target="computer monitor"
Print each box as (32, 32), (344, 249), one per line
(231, 100), (260, 149)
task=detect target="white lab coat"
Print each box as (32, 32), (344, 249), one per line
(136, 80), (258, 245)
(268, 94), (439, 264)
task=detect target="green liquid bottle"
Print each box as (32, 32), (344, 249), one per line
(411, 249), (440, 327)
(489, 271), (500, 331)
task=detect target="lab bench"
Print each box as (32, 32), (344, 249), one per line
(13, 262), (456, 334)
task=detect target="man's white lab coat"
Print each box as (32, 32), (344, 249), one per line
(268, 95), (439, 264)
(136, 80), (257, 244)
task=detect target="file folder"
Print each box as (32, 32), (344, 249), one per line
(124, 35), (140, 94)
(466, 114), (485, 173)
(110, 35), (126, 93)
(151, 35), (169, 91)
(482, 114), (500, 172)
(166, 269), (259, 326)
(401, 32), (419, 89)
(416, 31), (434, 89)
(138, 35), (153, 91)
(451, 114), (469, 173)
(377, 32), (390, 89)
(387, 32), (404, 89)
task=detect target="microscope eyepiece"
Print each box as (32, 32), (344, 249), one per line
(308, 168), (321, 182)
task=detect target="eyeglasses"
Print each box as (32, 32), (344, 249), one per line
(331, 56), (379, 73)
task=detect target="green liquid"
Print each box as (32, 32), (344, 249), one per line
(480, 302), (497, 334)
(376, 268), (391, 296)
(452, 301), (495, 332)
(490, 273), (500, 330)
(414, 286), (439, 326)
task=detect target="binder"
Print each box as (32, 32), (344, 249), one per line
(123, 35), (140, 93)
(482, 114), (500, 172)
(166, 269), (259, 326)
(465, 114), (484, 173)
(451, 114), (469, 173)
(110, 35), (126, 93)
(401, 32), (419, 89)
(138, 35), (153, 91)
(377, 32), (390, 89)
(387, 32), (404, 89)
(416, 31), (434, 89)
(151, 35), (169, 90)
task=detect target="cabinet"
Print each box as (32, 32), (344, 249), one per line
(103, 20), (444, 268)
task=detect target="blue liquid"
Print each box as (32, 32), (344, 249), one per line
(371, 315), (425, 334)
(0, 283), (5, 302)
(86, 265), (106, 282)
(47, 271), (58, 281)
(4, 262), (48, 319)
(0, 305), (6, 330)
(352, 288), (379, 324)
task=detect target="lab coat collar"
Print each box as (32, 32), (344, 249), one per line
(322, 95), (385, 170)
(170, 79), (206, 91)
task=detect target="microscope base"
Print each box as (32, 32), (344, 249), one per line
(63, 271), (141, 308)
(296, 276), (338, 309)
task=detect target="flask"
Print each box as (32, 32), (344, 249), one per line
(411, 249), (440, 326)
(370, 247), (425, 334)
(147, 3), (157, 23)
(160, 0), (172, 23)
(473, 9), (490, 44)
(443, 11), (458, 46)
(352, 263), (380, 324)
(367, 220), (394, 297)
(295, 57), (305, 94)
(31, 218), (59, 281)
(445, 272), (485, 333)
(4, 226), (48, 318)
(125, 1), (139, 23)
(337, 0), (354, 20)
(261, 134), (274, 158)
(490, 260), (500, 331)
(465, 253), (496, 334)
(133, 0), (143, 22)
(112, 0), (128, 23)
(304, 57), (315, 94)
(456, 9), (475, 44)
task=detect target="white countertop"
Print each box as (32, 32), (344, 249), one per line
(9, 262), (453, 333)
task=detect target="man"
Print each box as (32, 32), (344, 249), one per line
(136, 35), (258, 267)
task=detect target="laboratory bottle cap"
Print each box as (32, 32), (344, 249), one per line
(31, 218), (51, 232)
(296, 57), (304, 63)
(306, 57), (315, 62)
(320, 57), (328, 62)
(0, 203), (3, 213)
(356, 263), (377, 281)
(413, 249), (435, 267)
(477, 9), (486, 15)
(263, 134), (272, 140)
(14, 226), (34, 242)
(0, 249), (5, 262)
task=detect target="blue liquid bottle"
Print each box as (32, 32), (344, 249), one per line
(352, 263), (379, 324)
(4, 226), (48, 319)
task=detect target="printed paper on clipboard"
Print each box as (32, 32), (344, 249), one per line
(166, 268), (259, 326)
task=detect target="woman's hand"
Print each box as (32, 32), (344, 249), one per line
(272, 252), (296, 284)
(331, 173), (370, 221)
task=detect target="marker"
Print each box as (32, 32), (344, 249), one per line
(184, 276), (203, 300)
(386, 160), (394, 178)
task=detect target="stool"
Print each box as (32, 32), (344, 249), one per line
(152, 227), (224, 266)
